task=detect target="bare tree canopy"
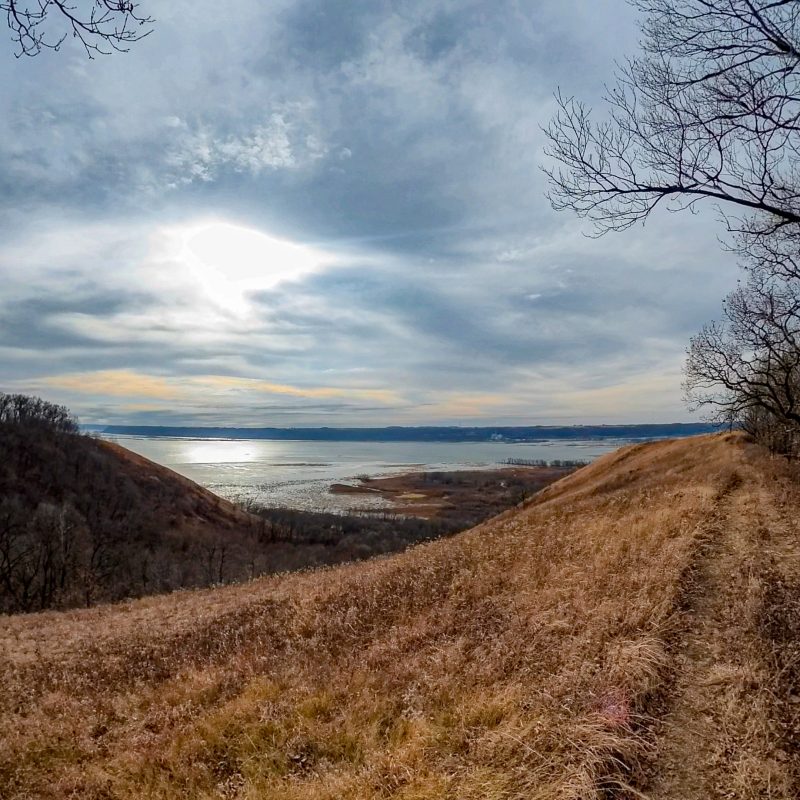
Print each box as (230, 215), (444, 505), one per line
(543, 1), (800, 454)
(0, 392), (78, 434)
(544, 0), (800, 236)
(685, 260), (800, 431)
(2, 0), (152, 57)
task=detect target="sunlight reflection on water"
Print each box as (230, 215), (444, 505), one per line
(102, 435), (624, 512)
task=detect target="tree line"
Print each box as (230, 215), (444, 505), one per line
(0, 392), (239, 611)
(0, 393), (455, 613)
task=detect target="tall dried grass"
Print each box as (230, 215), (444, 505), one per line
(0, 433), (791, 798)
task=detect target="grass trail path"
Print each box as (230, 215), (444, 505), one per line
(3, 434), (799, 800)
(643, 463), (800, 799)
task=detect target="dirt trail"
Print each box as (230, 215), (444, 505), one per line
(642, 463), (800, 799)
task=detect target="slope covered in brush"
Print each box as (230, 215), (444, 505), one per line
(0, 394), (263, 611)
(2, 432), (799, 798)
(1, 394), (555, 613)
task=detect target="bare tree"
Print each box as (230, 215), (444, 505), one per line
(542, 1), (800, 453)
(684, 258), (800, 452)
(0, 392), (78, 439)
(2, 1), (153, 58)
(543, 0), (800, 239)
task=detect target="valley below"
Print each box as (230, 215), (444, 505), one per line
(101, 434), (620, 513)
(329, 465), (572, 520)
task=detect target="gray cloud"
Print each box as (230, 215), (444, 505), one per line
(0, 0), (737, 424)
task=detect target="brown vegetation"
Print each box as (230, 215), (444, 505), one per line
(0, 393), (261, 611)
(1, 394), (573, 613)
(2, 432), (798, 798)
(330, 465), (573, 520)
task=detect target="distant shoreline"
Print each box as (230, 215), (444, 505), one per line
(87, 422), (719, 443)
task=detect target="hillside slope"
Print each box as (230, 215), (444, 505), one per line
(1, 433), (799, 798)
(0, 416), (264, 611)
(2, 414), (564, 612)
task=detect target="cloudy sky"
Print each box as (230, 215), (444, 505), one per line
(0, 0), (736, 426)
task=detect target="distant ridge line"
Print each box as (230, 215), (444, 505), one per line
(88, 423), (720, 443)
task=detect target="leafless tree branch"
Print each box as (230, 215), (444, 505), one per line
(543, 0), (800, 238)
(1, 0), (153, 58)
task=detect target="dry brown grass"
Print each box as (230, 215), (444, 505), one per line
(1, 433), (798, 799)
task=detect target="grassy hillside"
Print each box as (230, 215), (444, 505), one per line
(1, 433), (799, 798)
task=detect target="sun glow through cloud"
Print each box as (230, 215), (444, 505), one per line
(0, 0), (728, 427)
(160, 220), (336, 313)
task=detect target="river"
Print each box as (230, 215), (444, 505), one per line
(102, 435), (627, 513)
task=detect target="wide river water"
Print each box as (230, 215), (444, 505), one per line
(103, 435), (628, 513)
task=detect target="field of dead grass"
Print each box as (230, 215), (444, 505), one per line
(1, 432), (798, 799)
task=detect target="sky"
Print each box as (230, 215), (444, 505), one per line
(0, 0), (737, 426)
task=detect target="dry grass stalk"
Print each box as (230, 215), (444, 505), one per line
(1, 433), (798, 798)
